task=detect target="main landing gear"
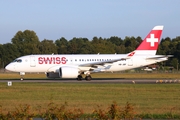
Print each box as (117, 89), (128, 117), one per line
(85, 75), (92, 81)
(77, 74), (92, 81)
(77, 75), (83, 81)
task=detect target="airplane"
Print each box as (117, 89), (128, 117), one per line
(5, 26), (171, 81)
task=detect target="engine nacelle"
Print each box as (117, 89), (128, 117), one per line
(46, 66), (79, 78)
(59, 66), (79, 78)
(46, 72), (59, 78)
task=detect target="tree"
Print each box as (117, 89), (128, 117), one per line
(158, 37), (171, 55)
(11, 30), (40, 55)
(91, 37), (115, 54)
(107, 36), (123, 46)
(38, 39), (57, 54)
(170, 58), (179, 71)
(123, 36), (138, 53)
(173, 42), (180, 63)
(55, 37), (69, 54)
(170, 36), (180, 55)
(1, 43), (20, 67)
(135, 36), (142, 48)
(115, 45), (126, 54)
(68, 38), (79, 54)
(0, 44), (3, 68)
(79, 40), (95, 54)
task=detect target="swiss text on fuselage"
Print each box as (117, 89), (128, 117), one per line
(38, 57), (66, 64)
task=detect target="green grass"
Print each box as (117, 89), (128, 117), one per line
(0, 82), (179, 115)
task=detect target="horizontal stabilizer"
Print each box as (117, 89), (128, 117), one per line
(146, 55), (173, 60)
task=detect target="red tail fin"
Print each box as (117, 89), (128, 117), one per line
(137, 26), (163, 50)
(128, 26), (163, 56)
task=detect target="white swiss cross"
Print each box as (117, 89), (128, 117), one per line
(146, 34), (158, 47)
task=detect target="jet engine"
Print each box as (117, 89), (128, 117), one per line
(46, 72), (59, 78)
(46, 66), (79, 78)
(59, 66), (79, 78)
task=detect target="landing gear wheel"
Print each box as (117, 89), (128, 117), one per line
(20, 72), (25, 81)
(77, 75), (82, 81)
(85, 75), (92, 81)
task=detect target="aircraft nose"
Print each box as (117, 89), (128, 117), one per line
(5, 65), (10, 71)
(5, 64), (15, 71)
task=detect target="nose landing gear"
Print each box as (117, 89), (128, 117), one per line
(20, 72), (25, 81)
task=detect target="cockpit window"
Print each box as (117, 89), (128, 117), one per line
(13, 59), (17, 62)
(17, 59), (22, 62)
(13, 59), (22, 63)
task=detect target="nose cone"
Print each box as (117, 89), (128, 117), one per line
(5, 64), (15, 72)
(5, 64), (10, 71)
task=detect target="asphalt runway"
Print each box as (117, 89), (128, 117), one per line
(0, 78), (180, 84)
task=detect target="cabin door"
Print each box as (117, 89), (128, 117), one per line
(128, 59), (133, 66)
(30, 56), (36, 67)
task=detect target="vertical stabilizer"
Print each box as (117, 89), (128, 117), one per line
(128, 26), (163, 56)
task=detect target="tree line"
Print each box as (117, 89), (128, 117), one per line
(0, 30), (180, 69)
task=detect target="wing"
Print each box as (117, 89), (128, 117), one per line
(79, 57), (129, 72)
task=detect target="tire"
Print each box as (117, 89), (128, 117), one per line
(77, 75), (82, 81)
(85, 75), (91, 81)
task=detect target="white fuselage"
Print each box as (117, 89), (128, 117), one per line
(5, 54), (167, 73)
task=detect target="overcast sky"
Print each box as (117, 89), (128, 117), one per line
(0, 0), (180, 44)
